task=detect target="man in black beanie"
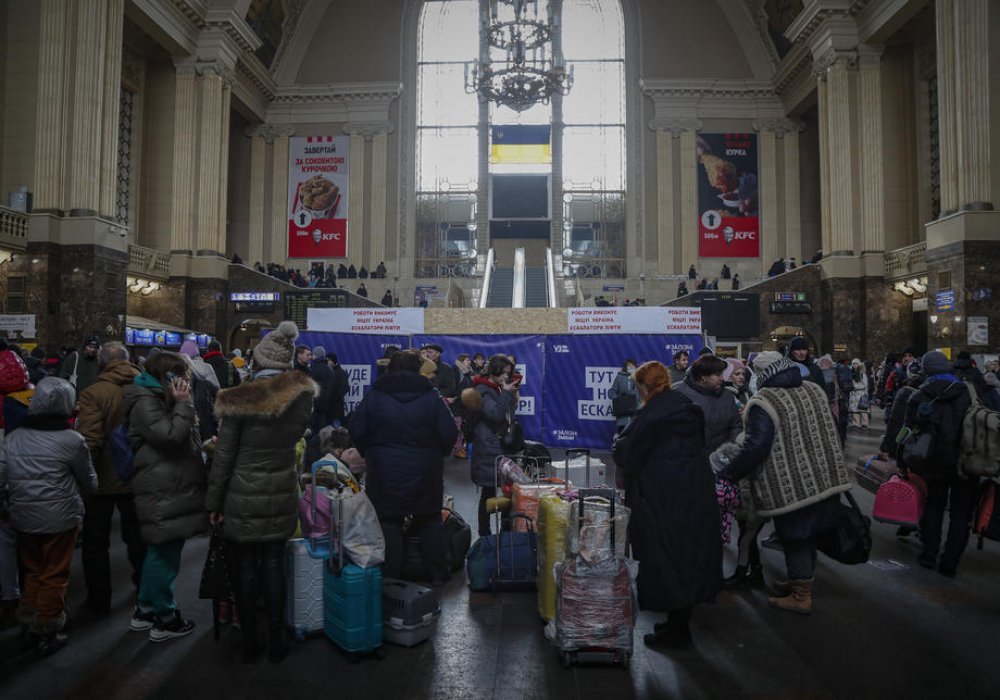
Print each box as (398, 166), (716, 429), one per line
(786, 337), (833, 402)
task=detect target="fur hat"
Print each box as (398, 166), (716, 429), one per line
(254, 321), (299, 370)
(921, 350), (952, 377)
(753, 351), (796, 387)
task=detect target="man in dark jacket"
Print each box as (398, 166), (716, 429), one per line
(309, 346), (335, 434)
(421, 343), (457, 400)
(74, 343), (146, 612)
(349, 350), (457, 584)
(328, 352), (349, 424)
(673, 354), (741, 451)
(668, 350), (690, 386)
(203, 340), (241, 389)
(58, 336), (102, 396)
(904, 351), (975, 577)
(787, 337), (832, 402)
(293, 345), (312, 374)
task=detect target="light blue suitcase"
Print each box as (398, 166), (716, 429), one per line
(286, 538), (325, 641)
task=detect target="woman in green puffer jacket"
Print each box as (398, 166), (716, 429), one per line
(123, 351), (206, 643)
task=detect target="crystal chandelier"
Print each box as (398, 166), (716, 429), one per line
(465, 0), (573, 113)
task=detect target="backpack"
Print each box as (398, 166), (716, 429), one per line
(973, 479), (1000, 549)
(958, 383), (1000, 478)
(898, 381), (960, 474)
(110, 422), (136, 482)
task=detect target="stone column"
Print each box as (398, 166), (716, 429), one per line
(953, 0), (992, 210)
(654, 125), (676, 274)
(33, 0), (68, 212)
(823, 51), (859, 255)
(170, 67), (198, 252)
(757, 124), (781, 268)
(783, 124), (802, 263)
(216, 79), (232, 254)
(246, 128), (268, 265)
(67, 0), (109, 215)
(369, 128), (391, 271)
(935, 0), (959, 213)
(98, 0), (125, 219)
(858, 47), (885, 252)
(194, 64), (228, 254)
(271, 134), (292, 264)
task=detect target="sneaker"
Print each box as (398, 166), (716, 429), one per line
(149, 612), (195, 642)
(130, 608), (156, 632)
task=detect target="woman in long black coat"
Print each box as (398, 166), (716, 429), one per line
(613, 361), (722, 650)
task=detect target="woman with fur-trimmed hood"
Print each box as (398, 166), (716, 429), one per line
(206, 321), (315, 664)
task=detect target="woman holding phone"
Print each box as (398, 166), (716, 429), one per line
(123, 351), (206, 642)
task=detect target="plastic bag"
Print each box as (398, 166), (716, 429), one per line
(567, 498), (630, 562)
(328, 489), (386, 569)
(555, 557), (634, 652)
(537, 493), (572, 622)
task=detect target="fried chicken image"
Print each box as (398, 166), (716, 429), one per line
(699, 153), (738, 193)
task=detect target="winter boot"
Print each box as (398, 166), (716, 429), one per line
(768, 578), (813, 615)
(34, 614), (68, 656)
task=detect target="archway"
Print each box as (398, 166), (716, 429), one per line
(229, 319), (275, 354)
(766, 325), (818, 354)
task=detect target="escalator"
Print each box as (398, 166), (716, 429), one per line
(486, 267), (515, 307)
(524, 267), (548, 307)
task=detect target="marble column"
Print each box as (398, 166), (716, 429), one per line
(782, 124), (802, 264)
(215, 78), (232, 254)
(817, 74), (832, 256)
(343, 128), (367, 264)
(195, 67), (226, 254)
(271, 134), (291, 264)
(953, 0), (991, 209)
(858, 47), (885, 252)
(33, 0), (68, 211)
(98, 0), (125, 219)
(757, 125), (780, 268)
(679, 129), (700, 274)
(369, 129), (390, 271)
(824, 52), (859, 255)
(935, 0), (959, 213)
(170, 67), (198, 251)
(654, 126), (676, 274)
(68, 0), (108, 214)
(247, 131), (268, 265)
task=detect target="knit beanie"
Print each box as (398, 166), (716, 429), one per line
(312, 346), (327, 360)
(179, 340), (199, 358)
(921, 350), (952, 377)
(753, 351), (796, 387)
(787, 336), (810, 355)
(254, 321), (299, 370)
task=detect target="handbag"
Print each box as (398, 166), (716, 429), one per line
(899, 430), (934, 473)
(500, 408), (525, 454)
(817, 492), (872, 565)
(198, 523), (230, 600)
(611, 394), (638, 418)
(857, 395), (870, 411)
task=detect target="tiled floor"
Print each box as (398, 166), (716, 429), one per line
(1, 419), (998, 699)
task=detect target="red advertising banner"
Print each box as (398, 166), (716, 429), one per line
(696, 133), (759, 258)
(288, 136), (349, 259)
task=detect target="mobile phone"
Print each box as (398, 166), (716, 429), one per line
(511, 372), (523, 387)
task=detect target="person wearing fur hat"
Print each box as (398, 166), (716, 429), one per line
(349, 350), (458, 584)
(902, 351), (975, 577)
(205, 321), (316, 663)
(714, 351), (852, 615)
(0, 377), (96, 655)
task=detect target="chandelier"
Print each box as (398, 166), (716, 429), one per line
(465, 0), (573, 113)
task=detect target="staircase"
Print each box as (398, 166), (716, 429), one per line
(486, 267), (515, 307)
(524, 267), (548, 307)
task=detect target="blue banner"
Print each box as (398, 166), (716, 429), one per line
(414, 334), (545, 442)
(541, 335), (703, 450)
(296, 332), (410, 415)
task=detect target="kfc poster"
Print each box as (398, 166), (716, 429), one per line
(288, 136), (349, 258)
(696, 133), (759, 258)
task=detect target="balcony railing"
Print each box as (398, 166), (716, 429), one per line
(128, 244), (171, 280)
(884, 241), (927, 281)
(0, 205), (29, 247)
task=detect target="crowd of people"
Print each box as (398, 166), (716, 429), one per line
(243, 260), (390, 293)
(0, 325), (996, 660)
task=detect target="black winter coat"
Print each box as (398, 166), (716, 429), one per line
(330, 364), (349, 420)
(349, 371), (458, 517)
(433, 362), (458, 399)
(879, 380), (919, 455)
(310, 360), (335, 419)
(613, 389), (721, 612)
(904, 375), (972, 482)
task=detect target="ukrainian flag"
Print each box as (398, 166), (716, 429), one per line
(490, 125), (552, 164)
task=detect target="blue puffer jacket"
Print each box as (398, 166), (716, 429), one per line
(349, 371), (458, 517)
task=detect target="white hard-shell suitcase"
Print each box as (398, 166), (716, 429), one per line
(286, 538), (325, 640)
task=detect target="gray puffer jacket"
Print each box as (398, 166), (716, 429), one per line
(0, 378), (96, 533)
(469, 381), (517, 488)
(674, 377), (742, 452)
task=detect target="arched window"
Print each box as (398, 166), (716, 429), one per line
(414, 0), (627, 279)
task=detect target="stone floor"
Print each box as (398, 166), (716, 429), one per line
(1, 418), (999, 699)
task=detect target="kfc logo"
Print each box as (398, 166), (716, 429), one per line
(723, 226), (735, 245)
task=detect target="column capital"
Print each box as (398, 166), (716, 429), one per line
(753, 119), (806, 138)
(647, 117), (703, 136)
(174, 58), (237, 88)
(857, 44), (884, 67)
(343, 122), (394, 141)
(244, 123), (296, 143)
(813, 48), (857, 78)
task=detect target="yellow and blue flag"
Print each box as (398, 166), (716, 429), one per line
(490, 125), (552, 164)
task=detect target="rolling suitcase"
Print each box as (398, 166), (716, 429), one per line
(286, 538), (326, 640)
(556, 489), (634, 668)
(382, 578), (441, 647)
(322, 490), (383, 658)
(855, 453), (898, 494)
(465, 512), (537, 592)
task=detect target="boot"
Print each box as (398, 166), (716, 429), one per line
(770, 579), (791, 596)
(724, 539), (763, 589)
(267, 620), (289, 663)
(768, 578), (813, 615)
